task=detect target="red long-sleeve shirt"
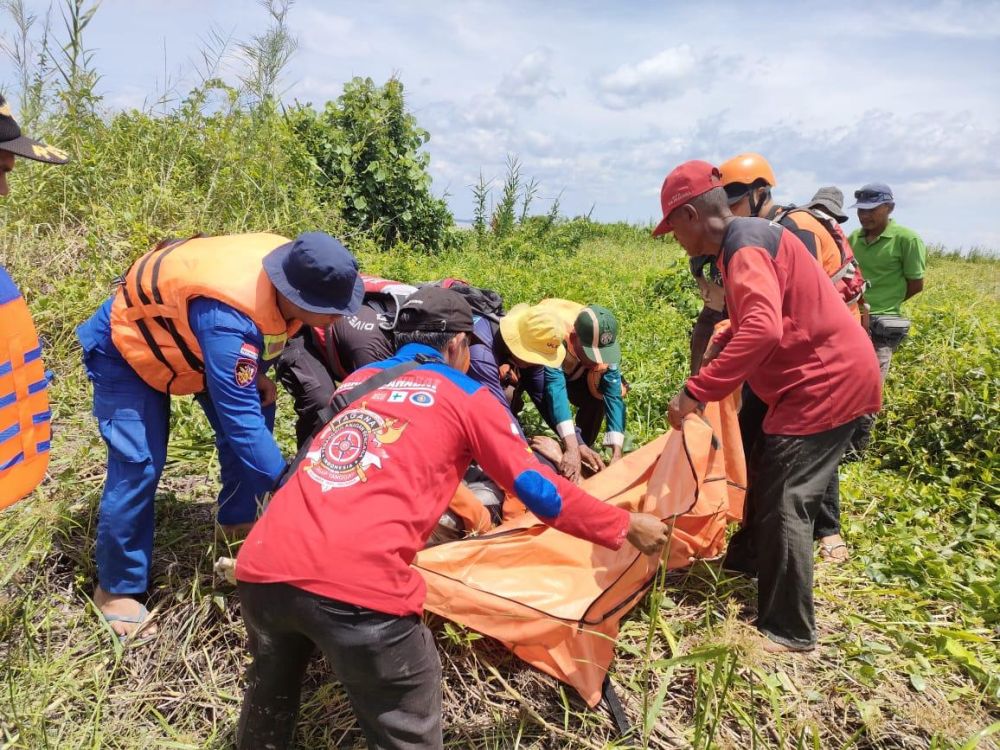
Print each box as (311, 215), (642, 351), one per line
(236, 343), (630, 616)
(686, 218), (881, 436)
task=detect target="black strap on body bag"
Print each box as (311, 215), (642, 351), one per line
(275, 353), (434, 490)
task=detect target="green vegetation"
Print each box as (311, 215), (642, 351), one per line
(1, 2), (998, 748)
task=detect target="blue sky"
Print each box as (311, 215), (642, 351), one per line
(5, 0), (999, 250)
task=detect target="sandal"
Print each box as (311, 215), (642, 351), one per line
(819, 541), (850, 563)
(103, 604), (156, 644)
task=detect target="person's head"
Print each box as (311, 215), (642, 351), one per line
(498, 304), (566, 368)
(0, 95), (69, 197)
(652, 160), (731, 257)
(849, 182), (894, 235)
(806, 186), (848, 224)
(393, 286), (474, 372)
(263, 231), (364, 327)
(568, 305), (621, 368)
(718, 153), (776, 217)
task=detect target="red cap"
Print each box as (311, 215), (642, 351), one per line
(652, 160), (723, 237)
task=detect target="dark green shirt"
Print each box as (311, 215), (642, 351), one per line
(849, 219), (927, 316)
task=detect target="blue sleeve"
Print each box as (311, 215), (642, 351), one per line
(521, 365), (546, 411)
(542, 366), (575, 439)
(600, 366), (626, 444)
(189, 299), (286, 485)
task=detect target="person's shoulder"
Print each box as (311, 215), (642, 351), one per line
(887, 221), (924, 243)
(424, 362), (485, 397)
(188, 297), (257, 334)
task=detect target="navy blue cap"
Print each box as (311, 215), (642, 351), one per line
(849, 182), (894, 210)
(263, 232), (364, 316)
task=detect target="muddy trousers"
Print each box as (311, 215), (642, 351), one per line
(723, 419), (859, 649)
(237, 581), (443, 750)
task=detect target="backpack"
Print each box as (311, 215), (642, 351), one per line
(776, 207), (868, 307)
(428, 278), (506, 325)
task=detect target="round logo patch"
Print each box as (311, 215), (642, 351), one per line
(599, 332), (614, 346)
(409, 391), (435, 407)
(234, 357), (258, 388)
(302, 406), (408, 490)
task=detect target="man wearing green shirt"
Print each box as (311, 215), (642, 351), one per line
(848, 182), (927, 378)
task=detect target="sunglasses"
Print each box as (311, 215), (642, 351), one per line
(854, 190), (892, 203)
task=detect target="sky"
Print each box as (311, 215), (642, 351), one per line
(4, 0), (999, 251)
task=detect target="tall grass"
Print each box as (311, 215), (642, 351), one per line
(1, 2), (998, 748)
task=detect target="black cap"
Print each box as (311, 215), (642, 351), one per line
(394, 286), (474, 333)
(0, 95), (69, 164)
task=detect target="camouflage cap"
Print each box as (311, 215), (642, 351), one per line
(0, 95), (69, 164)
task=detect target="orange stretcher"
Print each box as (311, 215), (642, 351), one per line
(414, 394), (745, 707)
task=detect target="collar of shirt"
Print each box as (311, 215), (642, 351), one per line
(856, 218), (900, 246)
(395, 342), (446, 363)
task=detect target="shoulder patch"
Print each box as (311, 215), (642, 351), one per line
(234, 357), (258, 388)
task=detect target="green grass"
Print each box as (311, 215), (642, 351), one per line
(1, 225), (997, 749)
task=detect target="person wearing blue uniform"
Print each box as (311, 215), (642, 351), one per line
(77, 232), (363, 639)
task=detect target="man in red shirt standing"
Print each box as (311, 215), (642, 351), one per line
(234, 286), (670, 749)
(654, 161), (881, 652)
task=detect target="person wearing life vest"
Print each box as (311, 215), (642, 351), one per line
(233, 286), (671, 750)
(0, 96), (68, 510)
(719, 153), (867, 563)
(275, 275), (411, 448)
(656, 160), (881, 652)
(76, 232), (363, 640)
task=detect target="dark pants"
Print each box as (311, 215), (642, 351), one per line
(565, 377), (604, 447)
(237, 582), (443, 750)
(723, 419), (858, 648)
(690, 306), (727, 375)
(737, 386), (841, 539)
(849, 324), (907, 457)
(275, 333), (337, 449)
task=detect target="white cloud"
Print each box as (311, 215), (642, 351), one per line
(497, 48), (563, 105)
(594, 45), (733, 110)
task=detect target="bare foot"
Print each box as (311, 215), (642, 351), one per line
(217, 521), (254, 545)
(94, 585), (157, 639)
(818, 534), (850, 563)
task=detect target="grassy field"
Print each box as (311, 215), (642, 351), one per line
(0, 224), (997, 749)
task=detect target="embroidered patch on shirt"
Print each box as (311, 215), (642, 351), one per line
(235, 357), (258, 388)
(240, 342), (260, 359)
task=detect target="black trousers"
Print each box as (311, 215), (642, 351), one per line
(737, 386), (841, 539)
(565, 377), (605, 447)
(275, 333), (338, 449)
(723, 419), (859, 649)
(237, 582), (443, 750)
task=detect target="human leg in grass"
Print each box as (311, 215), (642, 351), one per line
(752, 419), (858, 652)
(815, 465), (849, 563)
(237, 581), (443, 750)
(84, 345), (168, 640)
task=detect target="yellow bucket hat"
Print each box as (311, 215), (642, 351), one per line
(499, 303), (567, 367)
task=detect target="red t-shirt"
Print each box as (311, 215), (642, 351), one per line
(686, 218), (881, 435)
(236, 343), (630, 616)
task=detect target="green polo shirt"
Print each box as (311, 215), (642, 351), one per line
(848, 219), (927, 316)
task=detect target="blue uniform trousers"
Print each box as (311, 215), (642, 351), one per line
(83, 346), (275, 595)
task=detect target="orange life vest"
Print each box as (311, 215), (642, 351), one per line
(0, 267), (51, 510)
(110, 233), (299, 395)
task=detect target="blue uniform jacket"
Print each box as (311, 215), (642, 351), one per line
(78, 297), (285, 486)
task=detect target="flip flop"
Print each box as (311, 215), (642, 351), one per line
(103, 604), (156, 644)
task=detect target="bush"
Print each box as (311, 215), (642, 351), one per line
(288, 77), (455, 252)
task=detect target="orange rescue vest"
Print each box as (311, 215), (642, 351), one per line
(110, 233), (298, 395)
(0, 266), (51, 510)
